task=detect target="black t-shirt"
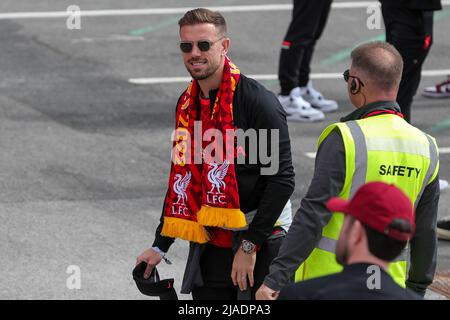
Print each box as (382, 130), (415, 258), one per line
(278, 263), (422, 300)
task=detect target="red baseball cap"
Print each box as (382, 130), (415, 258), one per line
(326, 181), (415, 241)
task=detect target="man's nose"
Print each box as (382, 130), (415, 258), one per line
(190, 43), (202, 57)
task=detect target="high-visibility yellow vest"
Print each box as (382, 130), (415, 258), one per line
(295, 114), (439, 287)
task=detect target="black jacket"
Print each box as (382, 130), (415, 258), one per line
(279, 263), (422, 300)
(153, 74), (295, 250)
(264, 101), (439, 296)
(379, 0), (442, 10)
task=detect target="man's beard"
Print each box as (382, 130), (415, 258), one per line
(186, 59), (221, 80)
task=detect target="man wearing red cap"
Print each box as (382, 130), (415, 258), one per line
(257, 41), (440, 300)
(278, 182), (421, 299)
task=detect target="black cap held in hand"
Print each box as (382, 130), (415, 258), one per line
(132, 262), (177, 300)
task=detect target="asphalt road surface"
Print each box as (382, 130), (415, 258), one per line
(0, 0), (449, 299)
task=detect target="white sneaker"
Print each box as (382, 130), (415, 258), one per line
(437, 218), (450, 240)
(422, 76), (450, 98)
(298, 82), (338, 113)
(278, 88), (325, 122)
(440, 179), (449, 192)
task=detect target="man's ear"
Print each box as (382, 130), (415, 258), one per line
(349, 219), (364, 246)
(222, 38), (230, 56)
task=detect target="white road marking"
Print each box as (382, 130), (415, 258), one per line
(71, 35), (145, 44)
(439, 147), (450, 154)
(422, 70), (450, 77)
(129, 77), (191, 85)
(1, 1), (449, 19)
(128, 70), (450, 85)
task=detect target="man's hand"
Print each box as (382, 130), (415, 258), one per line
(136, 248), (163, 279)
(256, 283), (279, 300)
(231, 248), (256, 291)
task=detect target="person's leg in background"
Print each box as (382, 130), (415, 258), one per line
(277, 0), (327, 122)
(297, 0), (331, 88)
(382, 5), (434, 123)
(279, 0), (313, 96)
(297, 0), (338, 113)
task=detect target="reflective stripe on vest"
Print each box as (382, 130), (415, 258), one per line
(316, 235), (336, 254)
(295, 114), (439, 287)
(347, 121), (367, 198)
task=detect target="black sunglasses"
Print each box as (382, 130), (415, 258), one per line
(343, 69), (365, 87)
(179, 37), (224, 53)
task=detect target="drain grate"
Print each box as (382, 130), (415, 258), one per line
(429, 270), (450, 299)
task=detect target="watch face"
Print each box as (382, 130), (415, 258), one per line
(242, 240), (255, 253)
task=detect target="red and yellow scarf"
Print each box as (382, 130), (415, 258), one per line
(161, 58), (246, 243)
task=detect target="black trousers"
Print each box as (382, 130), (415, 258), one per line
(382, 5), (434, 123)
(278, 0), (333, 95)
(191, 237), (285, 300)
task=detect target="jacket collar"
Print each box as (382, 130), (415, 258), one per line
(340, 100), (401, 122)
(343, 263), (390, 276)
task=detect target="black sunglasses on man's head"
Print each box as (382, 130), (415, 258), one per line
(343, 69), (365, 87)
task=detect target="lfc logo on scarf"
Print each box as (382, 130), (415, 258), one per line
(171, 171), (191, 215)
(161, 58), (247, 244)
(206, 160), (229, 205)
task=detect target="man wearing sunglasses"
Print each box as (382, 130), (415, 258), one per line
(136, 8), (295, 300)
(257, 41), (440, 300)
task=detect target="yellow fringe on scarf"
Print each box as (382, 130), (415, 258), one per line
(161, 217), (210, 243)
(197, 205), (247, 228)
